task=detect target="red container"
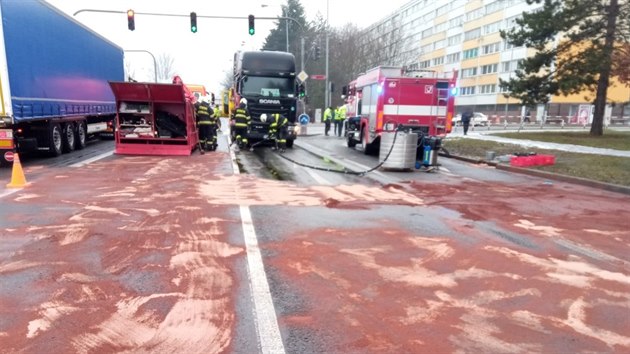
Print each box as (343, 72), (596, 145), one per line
(510, 155), (555, 167)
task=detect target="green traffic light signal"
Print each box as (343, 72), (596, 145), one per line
(248, 14), (255, 35)
(190, 12), (197, 33)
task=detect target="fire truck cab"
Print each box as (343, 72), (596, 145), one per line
(344, 66), (457, 155)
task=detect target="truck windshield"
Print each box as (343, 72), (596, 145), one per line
(242, 77), (294, 97)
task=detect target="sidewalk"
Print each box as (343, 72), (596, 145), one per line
(449, 130), (630, 158)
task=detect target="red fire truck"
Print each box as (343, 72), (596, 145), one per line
(344, 66), (457, 155)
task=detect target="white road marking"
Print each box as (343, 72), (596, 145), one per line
(304, 168), (333, 185)
(0, 188), (20, 199)
(70, 151), (114, 168)
(228, 135), (285, 354)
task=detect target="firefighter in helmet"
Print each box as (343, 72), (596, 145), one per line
(195, 96), (214, 151)
(231, 98), (250, 148)
(268, 112), (289, 152)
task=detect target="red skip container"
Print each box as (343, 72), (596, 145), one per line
(510, 154), (555, 167)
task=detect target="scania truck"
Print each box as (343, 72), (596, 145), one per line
(230, 51), (298, 148)
(0, 0), (124, 166)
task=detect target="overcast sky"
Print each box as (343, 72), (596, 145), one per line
(46, 0), (410, 95)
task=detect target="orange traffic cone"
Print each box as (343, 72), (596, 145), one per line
(6, 152), (29, 188)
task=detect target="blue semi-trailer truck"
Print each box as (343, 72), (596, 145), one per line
(0, 0), (124, 166)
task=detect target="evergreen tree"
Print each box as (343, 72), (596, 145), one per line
(500, 0), (630, 136)
(261, 0), (309, 60)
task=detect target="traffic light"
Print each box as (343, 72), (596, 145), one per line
(248, 15), (255, 35)
(298, 84), (305, 97)
(190, 12), (197, 33)
(211, 93), (215, 105)
(315, 46), (321, 60)
(127, 9), (135, 31)
(449, 83), (459, 96)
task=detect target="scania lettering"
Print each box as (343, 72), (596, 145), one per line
(231, 51), (298, 148)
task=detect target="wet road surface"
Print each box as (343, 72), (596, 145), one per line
(1, 129), (629, 353)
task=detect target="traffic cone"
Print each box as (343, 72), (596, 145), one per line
(6, 152), (29, 188)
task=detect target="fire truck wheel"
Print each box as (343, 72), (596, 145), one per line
(62, 122), (76, 153)
(75, 120), (87, 150)
(286, 139), (294, 148)
(48, 123), (63, 157)
(347, 137), (357, 148)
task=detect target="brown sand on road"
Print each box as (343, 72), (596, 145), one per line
(0, 152), (429, 353)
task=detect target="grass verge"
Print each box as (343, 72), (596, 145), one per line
(493, 131), (630, 151)
(442, 138), (630, 187)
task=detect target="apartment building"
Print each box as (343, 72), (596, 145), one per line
(362, 0), (630, 122)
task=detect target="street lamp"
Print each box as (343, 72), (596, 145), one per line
(124, 50), (157, 83)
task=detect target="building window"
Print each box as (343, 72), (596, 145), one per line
(501, 59), (524, 72)
(505, 14), (521, 29)
(463, 48), (478, 59)
(432, 56), (445, 66)
(446, 52), (461, 63)
(434, 21), (448, 33)
(464, 28), (481, 41)
(421, 44), (433, 53)
(436, 4), (450, 16)
(483, 21), (502, 35)
(461, 67), (478, 78)
(481, 63), (498, 74)
(465, 8), (484, 21)
(420, 60), (431, 68)
(461, 86), (476, 95)
(485, 1), (505, 14)
(482, 42), (501, 55)
(480, 84), (497, 94)
(422, 28), (433, 38)
(434, 39), (445, 50)
(449, 15), (464, 28)
(448, 34), (462, 46)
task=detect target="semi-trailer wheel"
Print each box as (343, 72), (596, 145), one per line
(75, 120), (87, 150)
(48, 123), (63, 157)
(62, 122), (76, 153)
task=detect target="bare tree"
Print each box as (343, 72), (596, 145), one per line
(156, 52), (176, 83)
(220, 70), (234, 90)
(124, 60), (136, 82)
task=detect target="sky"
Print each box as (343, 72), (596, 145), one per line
(46, 0), (410, 96)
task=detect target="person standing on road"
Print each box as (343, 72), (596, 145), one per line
(195, 97), (214, 151)
(461, 109), (473, 136)
(335, 104), (346, 137)
(323, 106), (333, 136)
(231, 98), (250, 148)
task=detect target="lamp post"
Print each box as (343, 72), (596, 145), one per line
(325, 0), (329, 108)
(124, 49), (157, 83)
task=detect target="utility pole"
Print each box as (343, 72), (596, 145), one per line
(286, 19), (289, 52)
(300, 37), (305, 72)
(325, 0), (329, 108)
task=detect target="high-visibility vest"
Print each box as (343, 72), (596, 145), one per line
(324, 108), (332, 121)
(335, 106), (346, 121)
(233, 107), (250, 128)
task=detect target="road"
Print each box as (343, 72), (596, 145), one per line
(1, 124), (629, 353)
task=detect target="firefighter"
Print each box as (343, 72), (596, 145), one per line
(334, 104), (347, 137)
(195, 96), (214, 151)
(231, 98), (250, 148)
(323, 106), (333, 136)
(269, 113), (289, 152)
(213, 104), (221, 121)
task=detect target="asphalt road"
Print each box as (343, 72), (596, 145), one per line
(1, 125), (629, 353)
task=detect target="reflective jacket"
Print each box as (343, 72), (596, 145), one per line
(323, 108), (333, 122)
(335, 106), (346, 121)
(196, 102), (213, 124)
(233, 107), (250, 128)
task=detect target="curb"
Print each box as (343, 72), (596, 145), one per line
(439, 152), (630, 195)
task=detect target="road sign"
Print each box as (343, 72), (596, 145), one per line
(4, 151), (14, 162)
(297, 71), (308, 83)
(311, 74), (326, 80)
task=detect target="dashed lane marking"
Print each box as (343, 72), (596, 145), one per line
(70, 151), (114, 168)
(228, 135), (285, 353)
